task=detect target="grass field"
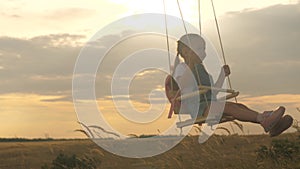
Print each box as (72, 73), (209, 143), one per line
(0, 132), (299, 169)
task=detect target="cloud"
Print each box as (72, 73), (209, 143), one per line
(0, 34), (84, 96)
(30, 34), (85, 47)
(0, 12), (21, 18)
(44, 8), (96, 21)
(0, 31), (168, 103)
(240, 94), (300, 107)
(205, 2), (300, 96)
(40, 95), (73, 103)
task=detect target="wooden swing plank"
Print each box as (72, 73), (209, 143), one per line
(176, 115), (235, 128)
(175, 89), (208, 101)
(176, 90), (239, 102)
(199, 85), (235, 93)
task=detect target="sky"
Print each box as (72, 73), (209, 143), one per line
(0, 0), (299, 138)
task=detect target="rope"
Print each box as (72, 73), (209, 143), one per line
(163, 0), (172, 75)
(176, 0), (189, 134)
(210, 0), (237, 103)
(198, 0), (202, 35)
(176, 0), (191, 60)
(164, 0), (182, 134)
(176, 0), (188, 35)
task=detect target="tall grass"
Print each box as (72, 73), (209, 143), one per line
(41, 153), (100, 169)
(292, 108), (300, 132)
(75, 122), (120, 139)
(256, 138), (300, 168)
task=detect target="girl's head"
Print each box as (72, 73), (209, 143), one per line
(177, 34), (206, 64)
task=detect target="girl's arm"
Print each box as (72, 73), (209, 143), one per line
(214, 65), (230, 88)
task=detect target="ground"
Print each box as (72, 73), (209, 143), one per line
(0, 133), (299, 169)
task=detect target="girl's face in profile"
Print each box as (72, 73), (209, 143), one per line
(180, 44), (206, 64)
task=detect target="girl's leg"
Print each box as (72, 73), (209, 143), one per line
(230, 102), (255, 112)
(222, 102), (258, 123)
(204, 101), (285, 132)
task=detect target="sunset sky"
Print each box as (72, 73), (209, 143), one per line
(0, 0), (299, 138)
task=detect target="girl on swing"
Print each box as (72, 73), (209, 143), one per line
(170, 33), (293, 137)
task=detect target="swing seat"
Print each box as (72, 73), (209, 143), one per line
(176, 115), (235, 128)
(165, 75), (239, 127)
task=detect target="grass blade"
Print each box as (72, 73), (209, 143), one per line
(77, 121), (94, 138)
(88, 125), (120, 138)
